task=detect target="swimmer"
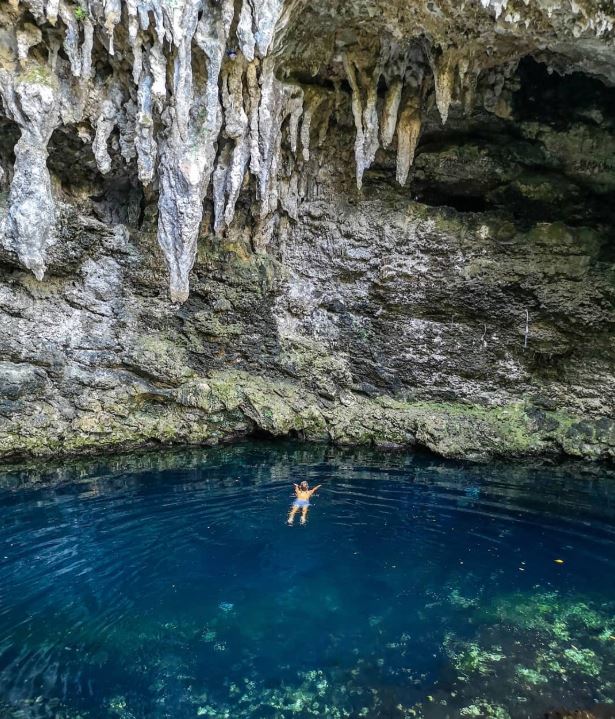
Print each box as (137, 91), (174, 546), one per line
(287, 480), (322, 525)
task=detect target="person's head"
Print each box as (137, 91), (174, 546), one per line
(300, 481), (309, 490)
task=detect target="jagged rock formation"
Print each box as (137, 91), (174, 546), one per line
(0, 0), (614, 461)
(2, 0), (615, 297)
(1, 0), (294, 300)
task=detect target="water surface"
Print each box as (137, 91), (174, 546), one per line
(1, 442), (615, 718)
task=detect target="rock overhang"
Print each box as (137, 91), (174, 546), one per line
(0, 0), (614, 301)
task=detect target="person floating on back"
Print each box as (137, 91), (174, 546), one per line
(287, 480), (322, 525)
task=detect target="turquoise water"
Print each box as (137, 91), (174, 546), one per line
(1, 442), (615, 719)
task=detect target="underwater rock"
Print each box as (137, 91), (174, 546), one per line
(545, 706), (615, 719)
(438, 589), (615, 719)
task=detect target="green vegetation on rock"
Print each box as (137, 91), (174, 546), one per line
(439, 589), (615, 717)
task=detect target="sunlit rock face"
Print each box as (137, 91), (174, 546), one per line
(0, 0), (614, 461)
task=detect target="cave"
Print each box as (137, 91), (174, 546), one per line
(0, 0), (614, 462)
(1, 2), (615, 718)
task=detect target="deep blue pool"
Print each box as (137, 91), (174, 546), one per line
(1, 442), (615, 719)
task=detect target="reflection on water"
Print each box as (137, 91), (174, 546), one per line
(0, 442), (615, 718)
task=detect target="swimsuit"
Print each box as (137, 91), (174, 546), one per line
(293, 498), (310, 508)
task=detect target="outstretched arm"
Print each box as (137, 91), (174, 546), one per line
(309, 484), (322, 496)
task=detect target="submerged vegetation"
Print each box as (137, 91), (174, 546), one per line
(3, 588), (614, 719)
(437, 591), (615, 719)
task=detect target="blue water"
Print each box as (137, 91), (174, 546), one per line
(1, 442), (615, 719)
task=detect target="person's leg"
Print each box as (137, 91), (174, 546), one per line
(287, 506), (299, 524)
(300, 506), (309, 524)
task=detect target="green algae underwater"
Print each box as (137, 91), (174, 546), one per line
(0, 441), (614, 719)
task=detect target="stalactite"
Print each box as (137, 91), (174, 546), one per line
(457, 56), (479, 114)
(381, 79), (403, 148)
(149, 41), (167, 101)
(361, 66), (380, 171)
(253, 0), (284, 57)
(92, 86), (123, 174)
(482, 0), (509, 20)
(134, 72), (157, 183)
(299, 88), (325, 162)
(257, 57), (286, 215)
(343, 54), (367, 189)
(212, 142), (231, 234)
(343, 54), (382, 189)
(247, 61), (261, 176)
(258, 80), (303, 218)
(222, 58), (249, 141)
(430, 47), (457, 124)
(237, 0), (255, 62)
(315, 96), (333, 149)
(223, 137), (250, 229)
(81, 18), (94, 79)
(396, 96), (421, 186)
(213, 57), (250, 233)
(0, 71), (60, 280)
(103, 0), (122, 55)
(156, 0), (233, 303)
(58, 1), (82, 77)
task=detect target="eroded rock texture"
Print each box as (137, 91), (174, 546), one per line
(0, 0), (614, 461)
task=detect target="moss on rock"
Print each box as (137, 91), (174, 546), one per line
(4, 368), (611, 462)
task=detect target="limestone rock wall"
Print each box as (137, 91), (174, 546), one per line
(0, 0), (614, 461)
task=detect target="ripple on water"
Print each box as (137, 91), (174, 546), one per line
(0, 442), (615, 719)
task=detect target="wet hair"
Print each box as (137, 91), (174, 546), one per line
(300, 481), (309, 490)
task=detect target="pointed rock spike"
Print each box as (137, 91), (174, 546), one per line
(396, 98), (421, 186)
